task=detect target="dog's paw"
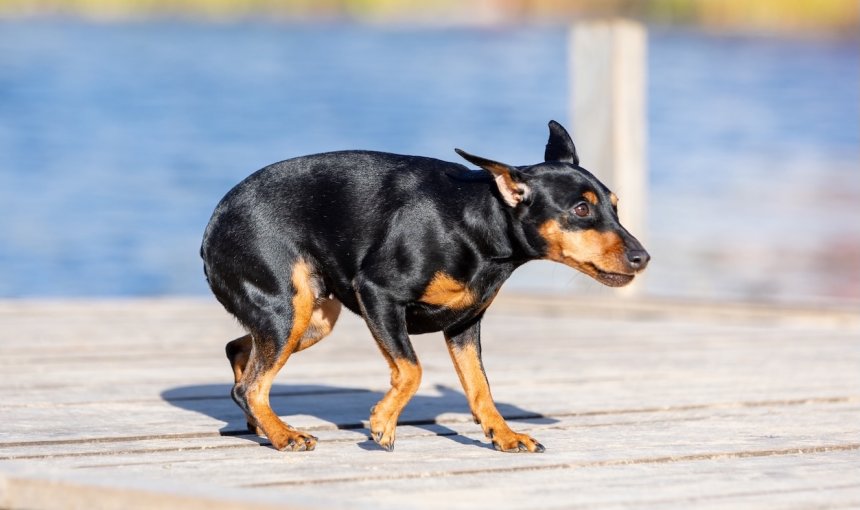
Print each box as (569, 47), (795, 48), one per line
(488, 428), (545, 453)
(369, 405), (397, 451)
(268, 428), (318, 452)
(369, 427), (396, 451)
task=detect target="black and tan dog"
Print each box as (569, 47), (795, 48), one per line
(201, 121), (649, 453)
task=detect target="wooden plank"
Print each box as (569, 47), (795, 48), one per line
(2, 403), (858, 510)
(268, 450), (860, 510)
(1, 308), (857, 442)
(1, 297), (858, 509)
(5, 449), (857, 510)
(2, 367), (857, 442)
(3, 400), (856, 464)
(0, 462), (313, 510)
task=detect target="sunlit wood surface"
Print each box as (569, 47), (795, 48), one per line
(1, 296), (858, 509)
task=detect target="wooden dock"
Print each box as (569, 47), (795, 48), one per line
(2, 295), (859, 509)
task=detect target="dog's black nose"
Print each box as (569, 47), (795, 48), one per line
(626, 249), (650, 271)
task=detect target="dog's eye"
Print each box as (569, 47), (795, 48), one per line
(573, 202), (590, 218)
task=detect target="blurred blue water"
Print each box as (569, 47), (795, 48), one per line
(0, 21), (857, 301)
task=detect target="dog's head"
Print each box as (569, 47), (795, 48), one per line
(456, 120), (649, 287)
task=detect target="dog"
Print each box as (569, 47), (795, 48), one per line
(201, 120), (649, 453)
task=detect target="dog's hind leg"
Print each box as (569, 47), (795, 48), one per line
(225, 334), (264, 435)
(227, 296), (341, 435)
(445, 320), (545, 453)
(230, 260), (318, 451)
(226, 334), (253, 382)
(295, 296), (342, 353)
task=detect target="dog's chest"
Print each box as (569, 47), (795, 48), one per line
(405, 264), (511, 334)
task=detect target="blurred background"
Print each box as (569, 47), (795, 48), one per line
(0, 0), (857, 305)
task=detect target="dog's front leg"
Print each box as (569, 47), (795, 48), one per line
(355, 279), (422, 452)
(445, 320), (545, 453)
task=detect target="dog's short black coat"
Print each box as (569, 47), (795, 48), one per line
(201, 120), (649, 453)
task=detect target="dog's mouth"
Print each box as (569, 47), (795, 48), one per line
(594, 269), (635, 287)
(562, 260), (637, 288)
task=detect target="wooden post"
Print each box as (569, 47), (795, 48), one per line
(570, 20), (648, 295)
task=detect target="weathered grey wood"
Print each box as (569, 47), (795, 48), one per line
(6, 401), (858, 466)
(1, 297), (859, 509)
(570, 20), (648, 295)
(4, 406), (859, 508)
(279, 450), (860, 510)
(2, 302), (858, 437)
(0, 461), (314, 510)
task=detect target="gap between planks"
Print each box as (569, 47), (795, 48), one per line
(243, 443), (860, 488)
(1, 395), (856, 460)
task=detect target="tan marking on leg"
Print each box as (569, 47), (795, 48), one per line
(538, 219), (628, 277)
(243, 260), (318, 451)
(583, 190), (599, 205)
(369, 358), (422, 451)
(226, 334), (252, 383)
(419, 272), (476, 309)
(446, 341), (544, 453)
(295, 297), (342, 353)
(225, 334), (263, 435)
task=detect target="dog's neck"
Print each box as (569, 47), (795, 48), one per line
(502, 204), (544, 263)
(463, 191), (543, 265)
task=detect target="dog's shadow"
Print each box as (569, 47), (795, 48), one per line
(161, 383), (557, 451)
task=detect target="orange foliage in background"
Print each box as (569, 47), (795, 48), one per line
(1, 0), (857, 35)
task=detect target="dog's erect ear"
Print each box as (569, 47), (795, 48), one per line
(455, 148), (530, 207)
(544, 120), (579, 166)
